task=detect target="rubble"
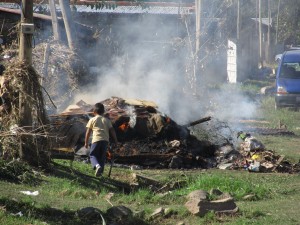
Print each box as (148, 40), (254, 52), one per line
(48, 97), (300, 174)
(50, 96), (215, 169)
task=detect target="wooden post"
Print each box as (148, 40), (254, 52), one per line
(195, 0), (201, 56)
(59, 0), (76, 50)
(18, 0), (33, 159)
(267, 0), (271, 62)
(49, 0), (61, 41)
(19, 0), (33, 127)
(19, 0), (33, 64)
(258, 0), (263, 67)
(41, 43), (50, 84)
(276, 0), (281, 44)
(194, 0), (201, 92)
(236, 0), (240, 40)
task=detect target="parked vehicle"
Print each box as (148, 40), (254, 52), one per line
(275, 45), (300, 63)
(275, 50), (300, 109)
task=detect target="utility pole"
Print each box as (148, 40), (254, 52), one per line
(59, 0), (76, 50)
(19, 0), (33, 127)
(195, 0), (201, 56)
(194, 0), (201, 92)
(258, 0), (263, 67)
(18, 0), (33, 160)
(267, 0), (271, 62)
(19, 0), (33, 64)
(49, 0), (61, 41)
(236, 0), (240, 40)
(276, 0), (281, 44)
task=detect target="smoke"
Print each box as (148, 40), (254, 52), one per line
(74, 12), (258, 126)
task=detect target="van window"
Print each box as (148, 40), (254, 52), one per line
(279, 62), (300, 78)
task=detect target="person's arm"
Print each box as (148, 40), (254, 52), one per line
(109, 127), (118, 144)
(84, 128), (92, 148)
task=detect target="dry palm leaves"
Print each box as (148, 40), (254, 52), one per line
(32, 39), (89, 112)
(0, 61), (50, 167)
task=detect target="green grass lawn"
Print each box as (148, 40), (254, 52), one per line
(0, 157), (300, 225)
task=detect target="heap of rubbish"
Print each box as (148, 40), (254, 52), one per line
(49, 97), (300, 173)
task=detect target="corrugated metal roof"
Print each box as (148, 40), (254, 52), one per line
(0, 3), (194, 15)
(74, 5), (193, 14)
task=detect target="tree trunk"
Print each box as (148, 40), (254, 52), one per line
(49, 0), (61, 41)
(59, 0), (76, 50)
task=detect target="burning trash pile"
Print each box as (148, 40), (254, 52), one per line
(50, 97), (300, 173)
(50, 96), (215, 169)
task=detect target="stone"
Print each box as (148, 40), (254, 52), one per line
(185, 196), (238, 217)
(106, 205), (132, 221)
(76, 207), (103, 220)
(150, 207), (164, 219)
(186, 190), (208, 201)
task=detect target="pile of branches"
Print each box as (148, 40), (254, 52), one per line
(32, 39), (89, 113)
(0, 61), (50, 167)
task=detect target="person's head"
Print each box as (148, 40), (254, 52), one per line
(93, 103), (105, 115)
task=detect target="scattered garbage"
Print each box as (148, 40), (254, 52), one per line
(10, 211), (23, 217)
(20, 191), (39, 196)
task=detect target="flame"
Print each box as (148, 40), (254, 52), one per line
(118, 122), (129, 132)
(166, 117), (171, 123)
(106, 150), (112, 160)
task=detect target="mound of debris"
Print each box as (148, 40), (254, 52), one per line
(49, 97), (300, 173)
(50, 96), (215, 169)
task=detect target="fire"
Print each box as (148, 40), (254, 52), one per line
(166, 117), (171, 123)
(118, 122), (129, 132)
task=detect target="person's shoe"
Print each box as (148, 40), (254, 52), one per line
(95, 166), (102, 177)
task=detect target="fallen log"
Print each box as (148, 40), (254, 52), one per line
(183, 116), (212, 127)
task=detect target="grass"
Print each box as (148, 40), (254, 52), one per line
(1, 158), (300, 225)
(259, 96), (300, 133)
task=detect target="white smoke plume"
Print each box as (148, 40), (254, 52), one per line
(74, 13), (258, 126)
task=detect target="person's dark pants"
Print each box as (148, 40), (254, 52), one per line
(89, 141), (108, 174)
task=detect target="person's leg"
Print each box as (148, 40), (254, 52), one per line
(89, 142), (101, 169)
(98, 141), (108, 174)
